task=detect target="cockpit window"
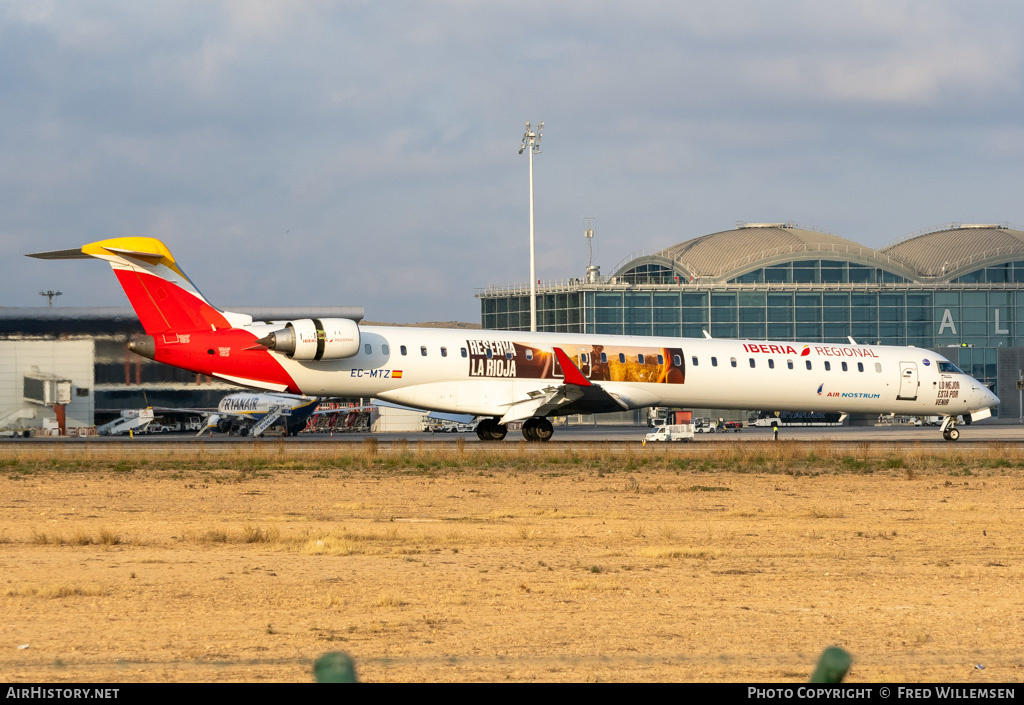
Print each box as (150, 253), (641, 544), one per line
(937, 361), (964, 374)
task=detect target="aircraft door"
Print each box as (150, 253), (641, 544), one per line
(897, 361), (919, 401)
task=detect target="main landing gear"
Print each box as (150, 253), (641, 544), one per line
(475, 418), (507, 442)
(522, 417), (554, 442)
(474, 417), (554, 442)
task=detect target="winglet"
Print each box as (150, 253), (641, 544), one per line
(553, 347), (591, 387)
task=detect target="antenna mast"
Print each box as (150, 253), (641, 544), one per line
(583, 215), (596, 269)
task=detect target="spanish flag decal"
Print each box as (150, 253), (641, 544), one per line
(393, 370), (403, 379)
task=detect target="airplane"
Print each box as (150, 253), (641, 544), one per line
(175, 392), (322, 437)
(29, 237), (1000, 442)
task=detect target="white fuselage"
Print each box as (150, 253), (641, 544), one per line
(252, 326), (998, 419)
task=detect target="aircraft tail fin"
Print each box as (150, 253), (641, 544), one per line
(28, 237), (246, 334)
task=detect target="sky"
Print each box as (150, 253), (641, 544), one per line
(3, 0), (1024, 323)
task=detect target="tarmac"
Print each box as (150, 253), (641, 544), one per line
(7, 418), (1024, 446)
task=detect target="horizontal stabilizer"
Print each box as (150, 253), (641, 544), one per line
(26, 248), (92, 260)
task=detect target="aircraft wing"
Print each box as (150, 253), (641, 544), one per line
(152, 405), (217, 415)
(497, 347), (628, 425)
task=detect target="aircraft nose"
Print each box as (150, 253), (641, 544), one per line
(973, 383), (999, 409)
(985, 387), (1000, 408)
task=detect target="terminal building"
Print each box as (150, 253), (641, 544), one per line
(478, 222), (1024, 418)
(0, 306), (363, 431)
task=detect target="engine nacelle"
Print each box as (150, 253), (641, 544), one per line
(257, 318), (360, 361)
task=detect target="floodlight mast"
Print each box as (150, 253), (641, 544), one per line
(520, 121), (543, 332)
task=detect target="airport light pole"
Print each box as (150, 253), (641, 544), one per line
(519, 121), (543, 332)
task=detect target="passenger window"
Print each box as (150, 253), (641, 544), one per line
(486, 348), (493, 359)
(824, 361), (831, 371)
(858, 362), (864, 372)
(580, 353), (588, 363)
(505, 351), (513, 360)
(461, 347), (467, 358)
(657, 354), (664, 365)
(421, 346), (427, 356)
(441, 347), (447, 357)
(841, 361), (848, 372)
(638, 354), (645, 364)
(711, 357), (718, 367)
(748, 358), (755, 368)
(673, 355), (681, 366)
(364, 343), (372, 355)
(787, 360), (794, 369)
(730, 357), (737, 368)
(768, 359), (775, 369)
(691, 356), (698, 367)
(805, 360), (812, 370)
(382, 344), (390, 355)
(601, 353), (608, 363)
(875, 363), (882, 373)
(400, 345), (407, 356)
(526, 350), (534, 360)
(618, 353), (625, 363)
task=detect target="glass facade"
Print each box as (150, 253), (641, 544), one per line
(725, 261), (907, 284)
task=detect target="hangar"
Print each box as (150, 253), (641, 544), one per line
(478, 222), (1024, 417)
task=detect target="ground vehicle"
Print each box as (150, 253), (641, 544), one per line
(644, 424), (695, 442)
(751, 411), (842, 427)
(97, 408), (154, 436)
(695, 417), (714, 433)
(723, 421), (743, 432)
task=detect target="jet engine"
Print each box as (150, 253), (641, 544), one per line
(255, 318), (360, 361)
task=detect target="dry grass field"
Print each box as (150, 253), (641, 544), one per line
(2, 439), (1023, 683)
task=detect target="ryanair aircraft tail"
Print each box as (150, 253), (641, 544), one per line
(28, 237), (250, 334)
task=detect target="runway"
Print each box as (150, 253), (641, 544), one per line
(7, 419), (1024, 449)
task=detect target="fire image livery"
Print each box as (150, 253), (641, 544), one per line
(466, 339), (685, 384)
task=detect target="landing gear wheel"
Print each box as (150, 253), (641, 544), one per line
(522, 418), (539, 441)
(534, 418), (553, 442)
(948, 427), (960, 441)
(476, 418), (507, 441)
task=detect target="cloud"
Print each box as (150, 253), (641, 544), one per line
(3, 1), (1024, 323)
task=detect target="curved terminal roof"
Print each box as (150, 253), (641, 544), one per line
(880, 224), (1024, 279)
(617, 223), (910, 282)
(612, 222), (1024, 284)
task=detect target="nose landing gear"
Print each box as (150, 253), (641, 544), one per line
(940, 416), (961, 442)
